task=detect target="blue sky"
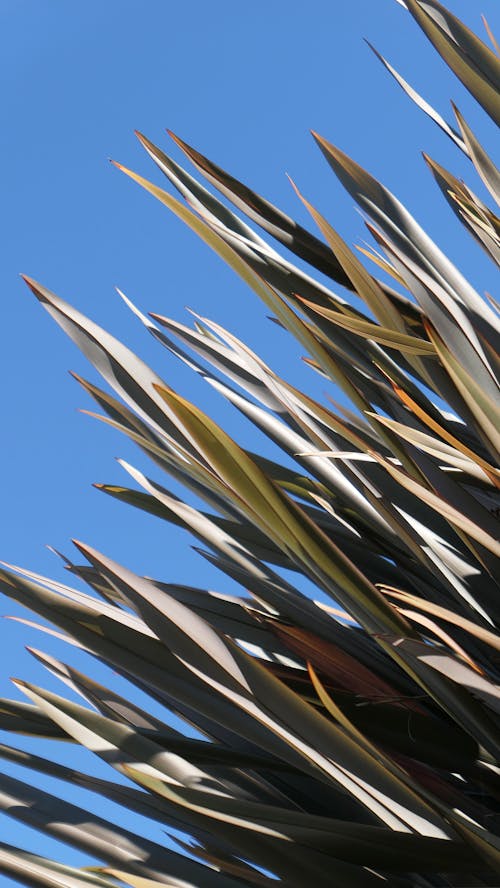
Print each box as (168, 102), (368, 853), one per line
(0, 0), (498, 882)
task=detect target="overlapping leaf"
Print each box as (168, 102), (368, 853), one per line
(3, 3), (500, 886)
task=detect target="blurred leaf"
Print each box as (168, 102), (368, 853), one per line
(0, 843), (115, 888)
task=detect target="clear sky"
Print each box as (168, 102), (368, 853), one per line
(0, 0), (498, 882)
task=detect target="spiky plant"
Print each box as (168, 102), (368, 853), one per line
(1, 1), (499, 886)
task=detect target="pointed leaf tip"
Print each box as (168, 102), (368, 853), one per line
(167, 129), (183, 146)
(135, 131), (151, 149)
(70, 539), (90, 560)
(20, 275), (42, 297)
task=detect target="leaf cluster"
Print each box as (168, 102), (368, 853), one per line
(1, 2), (499, 886)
